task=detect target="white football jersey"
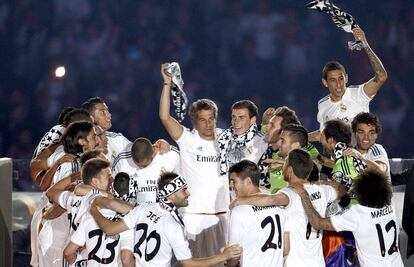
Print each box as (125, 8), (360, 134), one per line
(34, 124), (65, 157)
(58, 190), (85, 233)
(123, 202), (192, 266)
(331, 204), (404, 267)
(71, 209), (123, 267)
(112, 145), (180, 203)
(280, 184), (337, 266)
(317, 84), (371, 131)
(364, 144), (390, 181)
(227, 132), (268, 169)
(176, 128), (230, 213)
(52, 160), (80, 184)
(106, 131), (131, 163)
(229, 205), (286, 266)
(47, 145), (65, 167)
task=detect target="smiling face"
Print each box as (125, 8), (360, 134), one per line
(229, 172), (249, 198)
(169, 186), (191, 208)
(231, 108), (256, 136)
(355, 123), (377, 153)
(322, 69), (348, 102)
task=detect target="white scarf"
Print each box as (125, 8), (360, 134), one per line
(217, 124), (259, 175)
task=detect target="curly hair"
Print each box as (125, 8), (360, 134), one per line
(352, 170), (392, 208)
(351, 112), (382, 134)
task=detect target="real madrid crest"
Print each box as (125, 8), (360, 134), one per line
(247, 145), (253, 154)
(339, 102), (347, 112)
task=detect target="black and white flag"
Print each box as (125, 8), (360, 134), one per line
(306, 0), (364, 50)
(165, 62), (188, 122)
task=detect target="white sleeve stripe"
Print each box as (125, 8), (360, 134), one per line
(171, 146), (180, 154)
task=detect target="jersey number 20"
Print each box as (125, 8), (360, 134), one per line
(134, 223), (161, 261)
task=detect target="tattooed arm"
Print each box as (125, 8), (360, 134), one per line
(353, 27), (388, 97)
(290, 183), (336, 231)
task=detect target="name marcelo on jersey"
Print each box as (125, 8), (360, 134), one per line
(370, 205), (393, 219)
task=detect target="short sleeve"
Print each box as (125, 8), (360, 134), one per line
(350, 84), (372, 105)
(321, 185), (338, 203)
(229, 207), (244, 245)
(175, 127), (191, 146)
(57, 191), (71, 209)
(119, 228), (134, 252)
(122, 205), (142, 230)
(330, 205), (359, 232)
(166, 221), (192, 261)
(70, 215), (87, 247)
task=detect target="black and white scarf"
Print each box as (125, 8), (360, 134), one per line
(165, 62), (188, 122)
(306, 0), (364, 50)
(157, 175), (186, 227)
(217, 124), (259, 175)
(332, 142), (367, 191)
(257, 146), (277, 188)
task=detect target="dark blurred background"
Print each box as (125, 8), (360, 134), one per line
(1, 0), (413, 163)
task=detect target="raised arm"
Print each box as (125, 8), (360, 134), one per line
(181, 244), (242, 267)
(353, 27), (388, 97)
(230, 192), (289, 209)
(159, 63), (184, 141)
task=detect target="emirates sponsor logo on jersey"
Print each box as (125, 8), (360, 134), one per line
(196, 155), (219, 162)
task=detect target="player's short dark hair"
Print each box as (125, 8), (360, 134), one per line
(286, 149), (313, 180)
(113, 172), (130, 197)
(63, 108), (92, 126)
(80, 148), (104, 165)
(82, 158), (110, 185)
(62, 121), (94, 155)
(351, 112), (382, 134)
(282, 124), (308, 147)
(322, 61), (346, 80)
(58, 106), (75, 125)
(158, 171), (180, 191)
(274, 106), (301, 127)
(188, 99), (218, 126)
(131, 137), (153, 165)
(228, 160), (261, 187)
(81, 97), (104, 115)
(352, 170), (392, 208)
(323, 119), (352, 146)
(231, 100), (258, 119)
